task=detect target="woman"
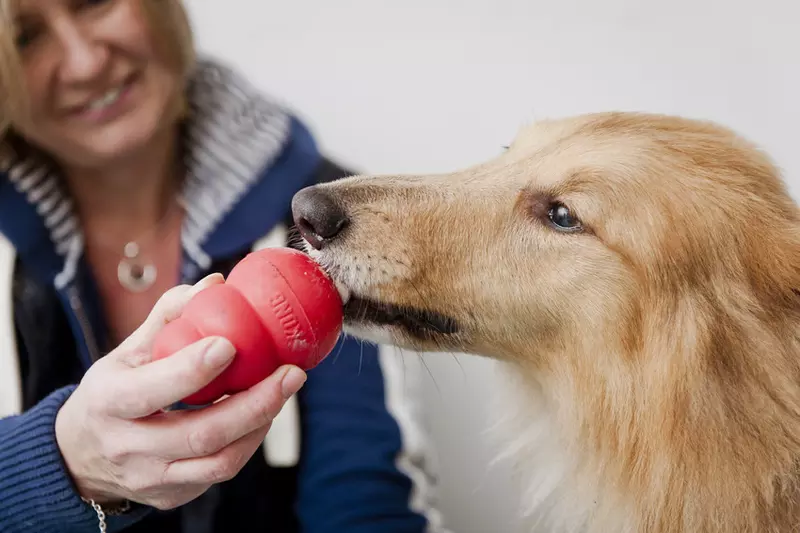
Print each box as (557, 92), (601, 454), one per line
(0, 1), (446, 532)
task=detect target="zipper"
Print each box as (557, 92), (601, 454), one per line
(63, 254), (198, 368)
(67, 285), (102, 364)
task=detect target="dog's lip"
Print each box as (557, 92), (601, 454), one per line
(292, 240), (350, 303)
(342, 295), (460, 338)
(332, 277), (351, 305)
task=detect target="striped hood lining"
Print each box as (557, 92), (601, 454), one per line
(0, 57), (291, 288)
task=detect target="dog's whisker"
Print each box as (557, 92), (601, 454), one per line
(448, 351), (468, 382)
(330, 333), (347, 365)
(358, 338), (365, 376)
(392, 346), (410, 398)
(397, 346), (407, 388)
(406, 278), (447, 334)
(423, 358), (443, 401)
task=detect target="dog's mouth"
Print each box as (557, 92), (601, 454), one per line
(329, 264), (461, 341)
(295, 241), (460, 341)
(342, 295), (460, 340)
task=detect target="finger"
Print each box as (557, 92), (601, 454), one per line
(108, 335), (237, 419)
(144, 365), (306, 461)
(135, 484), (212, 512)
(153, 273), (225, 325)
(160, 423), (272, 487)
(121, 273), (226, 352)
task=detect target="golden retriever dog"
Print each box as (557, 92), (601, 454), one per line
(290, 112), (800, 533)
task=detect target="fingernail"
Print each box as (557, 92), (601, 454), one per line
(197, 273), (224, 286)
(281, 367), (307, 399)
(204, 337), (235, 368)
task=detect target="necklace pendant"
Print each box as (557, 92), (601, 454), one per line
(118, 241), (157, 293)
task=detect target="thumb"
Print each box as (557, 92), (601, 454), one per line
(108, 335), (237, 418)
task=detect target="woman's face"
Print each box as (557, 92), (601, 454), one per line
(10, 0), (183, 168)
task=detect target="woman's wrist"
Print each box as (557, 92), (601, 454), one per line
(54, 392), (130, 511)
(81, 496), (133, 515)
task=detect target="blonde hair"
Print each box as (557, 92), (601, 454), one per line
(0, 0), (196, 140)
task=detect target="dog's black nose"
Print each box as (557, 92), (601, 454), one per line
(291, 186), (349, 250)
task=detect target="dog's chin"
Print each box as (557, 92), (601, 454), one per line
(341, 295), (460, 350)
(341, 321), (406, 348)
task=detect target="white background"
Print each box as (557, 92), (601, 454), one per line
(185, 1), (799, 531)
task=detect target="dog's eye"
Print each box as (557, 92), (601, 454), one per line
(547, 203), (582, 232)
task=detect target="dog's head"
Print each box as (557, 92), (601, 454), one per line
(291, 111), (800, 531)
(292, 112), (800, 371)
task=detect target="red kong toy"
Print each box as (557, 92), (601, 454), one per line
(151, 247), (344, 405)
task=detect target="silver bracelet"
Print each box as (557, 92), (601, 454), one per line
(81, 497), (132, 533)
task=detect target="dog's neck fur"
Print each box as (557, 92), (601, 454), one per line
(486, 286), (800, 533)
(489, 361), (634, 533)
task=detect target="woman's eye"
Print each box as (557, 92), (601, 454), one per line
(547, 203), (582, 232)
(15, 27), (38, 50)
(72, 0), (114, 12)
(78, 0), (113, 7)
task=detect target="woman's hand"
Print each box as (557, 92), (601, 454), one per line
(54, 274), (307, 510)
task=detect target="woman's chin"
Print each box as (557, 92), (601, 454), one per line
(53, 116), (175, 170)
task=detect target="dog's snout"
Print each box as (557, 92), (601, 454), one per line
(291, 186), (350, 250)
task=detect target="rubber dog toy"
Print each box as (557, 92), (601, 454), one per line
(152, 247), (343, 405)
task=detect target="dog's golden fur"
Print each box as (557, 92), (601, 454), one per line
(295, 112), (800, 532)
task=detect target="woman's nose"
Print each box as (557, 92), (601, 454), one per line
(55, 21), (109, 84)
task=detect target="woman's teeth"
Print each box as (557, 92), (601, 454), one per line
(87, 86), (123, 111)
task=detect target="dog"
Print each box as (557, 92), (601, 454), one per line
(290, 111), (800, 533)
